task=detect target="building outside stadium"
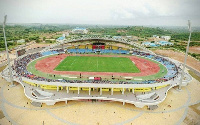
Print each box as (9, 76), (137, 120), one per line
(1, 36), (192, 109)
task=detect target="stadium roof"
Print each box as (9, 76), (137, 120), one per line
(74, 27), (87, 30)
(159, 41), (173, 45)
(57, 36), (65, 40)
(142, 42), (158, 47)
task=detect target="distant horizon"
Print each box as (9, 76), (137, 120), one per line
(1, 22), (199, 27)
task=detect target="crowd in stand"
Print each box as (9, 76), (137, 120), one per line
(12, 49), (181, 85)
(14, 52), (42, 76)
(132, 50), (180, 81)
(55, 49), (65, 53)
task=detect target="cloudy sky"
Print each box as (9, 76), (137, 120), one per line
(0, 0), (199, 26)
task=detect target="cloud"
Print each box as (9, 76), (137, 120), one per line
(0, 0), (199, 26)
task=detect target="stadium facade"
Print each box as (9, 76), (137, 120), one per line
(1, 36), (192, 109)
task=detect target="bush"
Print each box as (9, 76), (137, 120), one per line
(190, 42), (200, 46)
(35, 39), (41, 43)
(0, 48), (5, 51)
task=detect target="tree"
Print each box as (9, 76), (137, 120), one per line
(43, 37), (46, 41)
(35, 39), (41, 43)
(25, 38), (30, 43)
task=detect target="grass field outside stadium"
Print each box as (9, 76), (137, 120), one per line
(54, 56), (140, 73)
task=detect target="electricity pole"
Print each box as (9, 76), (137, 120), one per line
(3, 15), (14, 86)
(179, 20), (192, 90)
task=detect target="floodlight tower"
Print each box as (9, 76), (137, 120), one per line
(2, 15), (14, 86)
(178, 20), (192, 90)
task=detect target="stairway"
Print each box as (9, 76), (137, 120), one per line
(31, 101), (42, 107)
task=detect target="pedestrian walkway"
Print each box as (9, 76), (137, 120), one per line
(0, 76), (199, 125)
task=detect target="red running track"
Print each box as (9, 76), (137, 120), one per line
(35, 54), (160, 77)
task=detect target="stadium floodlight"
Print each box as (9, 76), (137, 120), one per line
(178, 20), (192, 90)
(2, 15), (14, 86)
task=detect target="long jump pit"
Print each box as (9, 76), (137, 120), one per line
(34, 54), (161, 79)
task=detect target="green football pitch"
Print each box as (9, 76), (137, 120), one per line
(54, 56), (140, 73)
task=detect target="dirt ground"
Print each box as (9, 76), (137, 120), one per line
(184, 103), (200, 125)
(26, 43), (51, 50)
(189, 46), (200, 54)
(0, 52), (16, 62)
(153, 49), (200, 72)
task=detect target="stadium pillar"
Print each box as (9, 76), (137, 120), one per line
(57, 86), (59, 92)
(111, 88), (113, 95)
(3, 15), (14, 86)
(67, 86), (69, 93)
(122, 88), (124, 95)
(78, 87), (80, 94)
(100, 88), (102, 95)
(89, 87), (91, 95)
(132, 88), (134, 94)
(179, 20), (192, 90)
(123, 101), (125, 105)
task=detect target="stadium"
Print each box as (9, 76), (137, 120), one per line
(2, 36), (192, 109)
